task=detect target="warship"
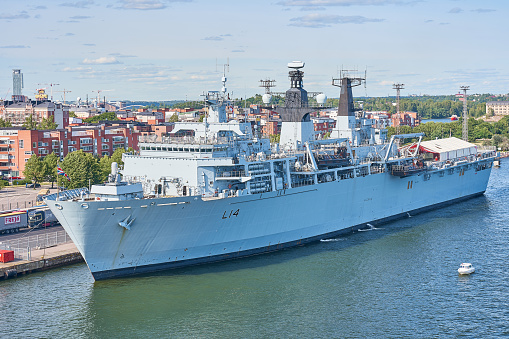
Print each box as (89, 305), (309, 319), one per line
(45, 62), (495, 280)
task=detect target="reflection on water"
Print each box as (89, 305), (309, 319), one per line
(1, 161), (509, 338)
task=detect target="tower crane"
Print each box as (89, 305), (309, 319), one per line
(55, 89), (72, 105)
(37, 83), (60, 100)
(92, 89), (112, 107)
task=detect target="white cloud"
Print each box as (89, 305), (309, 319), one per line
(472, 8), (495, 13)
(110, 53), (137, 58)
(62, 66), (94, 72)
(290, 13), (384, 27)
(59, 1), (95, 9)
(202, 36), (224, 41)
(82, 57), (121, 64)
(0, 12), (30, 20)
(279, 0), (410, 6)
(117, 0), (167, 10)
(0, 45), (30, 48)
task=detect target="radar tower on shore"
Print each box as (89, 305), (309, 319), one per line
(460, 86), (470, 141)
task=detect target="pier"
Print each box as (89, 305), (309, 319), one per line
(0, 242), (82, 280)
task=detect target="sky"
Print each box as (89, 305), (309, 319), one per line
(0, 0), (508, 102)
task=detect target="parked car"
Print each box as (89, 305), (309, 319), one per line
(26, 183), (41, 188)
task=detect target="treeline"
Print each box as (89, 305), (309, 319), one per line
(22, 148), (133, 189)
(166, 93), (507, 120)
(360, 97), (488, 119)
(387, 116), (509, 149)
(83, 111), (119, 123)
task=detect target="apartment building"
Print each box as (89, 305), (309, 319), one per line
(486, 101), (509, 116)
(0, 124), (139, 179)
(0, 100), (69, 128)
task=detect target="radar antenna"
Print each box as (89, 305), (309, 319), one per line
(259, 79), (276, 94)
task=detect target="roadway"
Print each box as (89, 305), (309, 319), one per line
(0, 184), (59, 211)
(0, 225), (65, 242)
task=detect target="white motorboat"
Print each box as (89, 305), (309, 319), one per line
(458, 263), (475, 275)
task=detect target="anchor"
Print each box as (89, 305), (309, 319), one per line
(118, 214), (135, 230)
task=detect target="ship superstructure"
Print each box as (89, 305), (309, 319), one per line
(45, 62), (495, 280)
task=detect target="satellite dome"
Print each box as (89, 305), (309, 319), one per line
(316, 93), (327, 104)
(262, 93), (272, 104)
(77, 97), (81, 102)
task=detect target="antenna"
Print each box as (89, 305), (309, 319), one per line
(460, 85), (470, 141)
(259, 79), (276, 94)
(393, 83), (404, 135)
(223, 57), (230, 77)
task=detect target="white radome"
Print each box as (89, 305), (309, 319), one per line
(262, 93), (272, 104)
(316, 93), (327, 104)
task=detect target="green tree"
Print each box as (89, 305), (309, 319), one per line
(23, 154), (46, 187)
(171, 101), (205, 109)
(110, 147), (134, 168)
(22, 114), (38, 130)
(269, 134), (280, 143)
(168, 113), (179, 122)
(39, 116), (58, 130)
(83, 112), (119, 123)
(0, 118), (12, 127)
(69, 111), (77, 118)
(61, 150), (101, 189)
(99, 155), (113, 182)
(43, 152), (58, 188)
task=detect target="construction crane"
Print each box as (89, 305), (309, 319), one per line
(92, 89), (112, 107)
(3, 88), (10, 101)
(55, 89), (72, 105)
(37, 83), (60, 100)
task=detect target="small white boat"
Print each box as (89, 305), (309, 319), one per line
(458, 263), (475, 275)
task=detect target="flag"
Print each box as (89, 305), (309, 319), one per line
(57, 166), (71, 181)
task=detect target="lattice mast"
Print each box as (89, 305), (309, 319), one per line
(259, 79), (276, 94)
(460, 86), (470, 141)
(393, 83), (404, 134)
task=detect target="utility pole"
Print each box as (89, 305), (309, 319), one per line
(393, 83), (404, 134)
(460, 86), (470, 141)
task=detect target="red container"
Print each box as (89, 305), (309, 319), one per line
(0, 250), (14, 263)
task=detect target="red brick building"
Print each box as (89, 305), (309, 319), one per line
(261, 121), (280, 136)
(0, 124), (140, 179)
(391, 111), (420, 128)
(313, 118), (336, 137)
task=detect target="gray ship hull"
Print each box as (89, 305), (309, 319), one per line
(46, 159), (493, 280)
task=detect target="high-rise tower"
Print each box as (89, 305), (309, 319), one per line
(12, 69), (23, 96)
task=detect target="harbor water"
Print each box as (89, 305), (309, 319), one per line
(1, 161), (508, 338)
(422, 118), (453, 124)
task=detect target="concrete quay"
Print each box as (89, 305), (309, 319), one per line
(0, 242), (83, 280)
